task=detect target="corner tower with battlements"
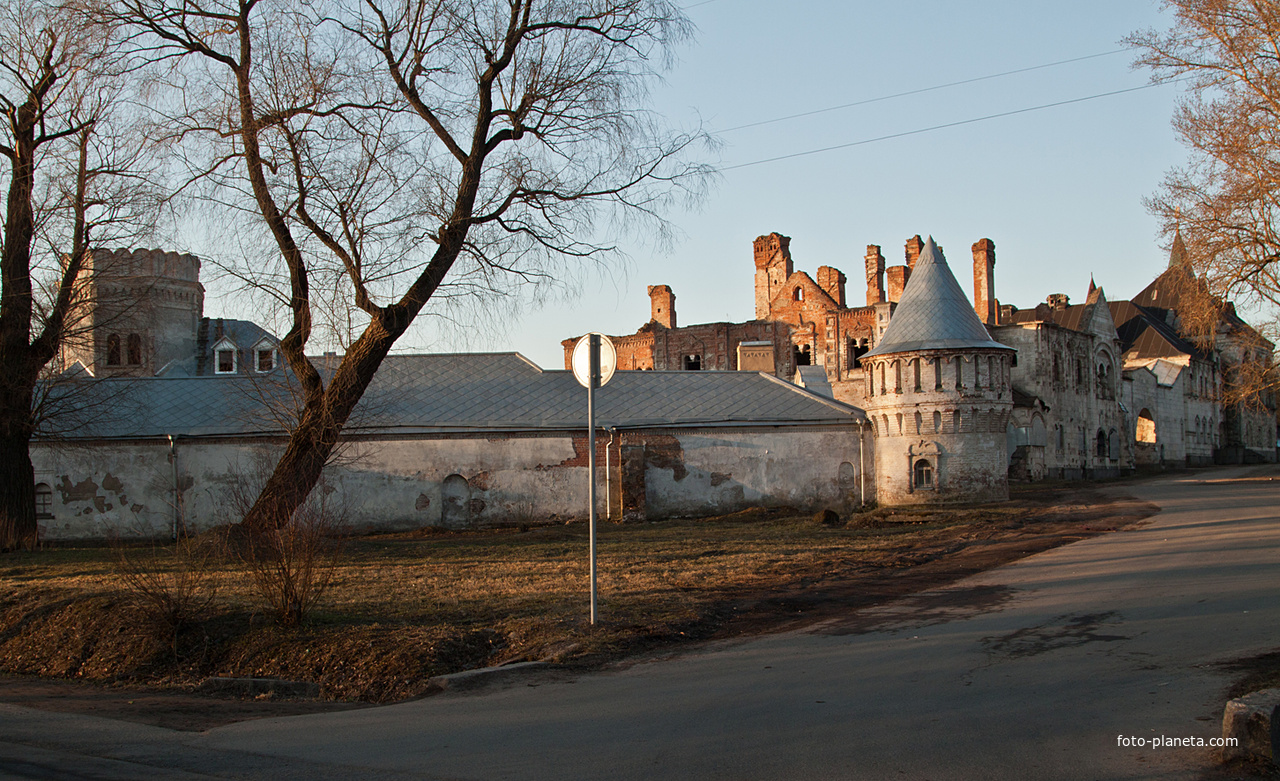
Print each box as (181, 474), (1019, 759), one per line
(60, 248), (205, 377)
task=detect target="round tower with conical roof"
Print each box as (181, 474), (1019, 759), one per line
(861, 238), (1014, 505)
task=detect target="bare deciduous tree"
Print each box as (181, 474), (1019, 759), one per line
(109, 0), (711, 533)
(1128, 0), (1280, 409)
(0, 1), (161, 550)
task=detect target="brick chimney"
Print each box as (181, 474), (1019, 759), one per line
(886, 266), (911, 303)
(905, 235), (925, 270)
(864, 245), (885, 305)
(1047, 293), (1070, 310)
(972, 238), (997, 325)
(648, 284), (676, 329)
(816, 266), (846, 307)
(753, 232), (793, 320)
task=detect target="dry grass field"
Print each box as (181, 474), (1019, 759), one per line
(0, 486), (1155, 718)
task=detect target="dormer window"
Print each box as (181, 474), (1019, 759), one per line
(256, 348), (275, 372)
(211, 336), (240, 375)
(251, 337), (278, 372)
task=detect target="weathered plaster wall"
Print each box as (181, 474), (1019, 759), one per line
(863, 348), (1013, 505)
(33, 441), (179, 539)
(994, 321), (1130, 479)
(639, 426), (872, 517)
(32, 425), (870, 540)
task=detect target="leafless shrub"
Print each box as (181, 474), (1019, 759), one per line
(241, 490), (347, 627)
(112, 535), (221, 653)
(505, 499), (539, 532)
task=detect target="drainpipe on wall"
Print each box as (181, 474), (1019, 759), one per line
(605, 427), (617, 521)
(168, 434), (180, 540)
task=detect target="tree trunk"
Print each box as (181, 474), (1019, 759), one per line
(239, 323), (402, 533)
(0, 428), (38, 551)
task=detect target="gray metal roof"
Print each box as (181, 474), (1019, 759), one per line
(864, 237), (1013, 357)
(44, 352), (864, 440)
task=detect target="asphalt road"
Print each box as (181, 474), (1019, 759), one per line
(3, 465), (1278, 780)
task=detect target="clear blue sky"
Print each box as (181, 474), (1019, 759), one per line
(212, 0), (1186, 368)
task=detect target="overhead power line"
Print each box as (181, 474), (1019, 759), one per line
(717, 49), (1128, 134)
(721, 80), (1178, 172)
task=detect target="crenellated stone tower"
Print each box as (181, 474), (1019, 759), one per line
(60, 248), (205, 376)
(861, 237), (1014, 505)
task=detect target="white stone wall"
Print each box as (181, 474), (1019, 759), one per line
(1121, 357), (1219, 467)
(641, 426), (872, 517)
(31, 424), (871, 540)
(862, 348), (1013, 505)
(995, 322), (1130, 478)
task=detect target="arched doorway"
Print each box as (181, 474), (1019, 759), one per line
(441, 474), (470, 528)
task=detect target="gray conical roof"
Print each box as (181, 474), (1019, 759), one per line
(864, 237), (1013, 357)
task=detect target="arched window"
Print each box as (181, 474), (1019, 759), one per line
(849, 338), (869, 369)
(913, 459), (934, 489)
(1137, 409), (1156, 444)
(933, 410), (942, 432)
(1053, 354), (1061, 382)
(1096, 429), (1108, 458)
(105, 334), (122, 366)
(34, 483), (53, 519)
(914, 411), (923, 434)
(127, 333), (142, 365)
(793, 287), (804, 302)
(682, 354), (702, 370)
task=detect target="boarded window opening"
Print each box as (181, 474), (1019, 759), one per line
(127, 333), (142, 365)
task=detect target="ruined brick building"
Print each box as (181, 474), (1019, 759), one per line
(566, 230), (1278, 503)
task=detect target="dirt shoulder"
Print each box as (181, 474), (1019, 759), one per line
(0, 481), (1157, 732)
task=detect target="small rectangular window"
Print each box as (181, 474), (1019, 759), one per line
(216, 349), (236, 374)
(257, 349), (274, 372)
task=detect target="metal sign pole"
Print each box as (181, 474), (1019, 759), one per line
(587, 333), (599, 625)
(571, 332), (614, 628)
